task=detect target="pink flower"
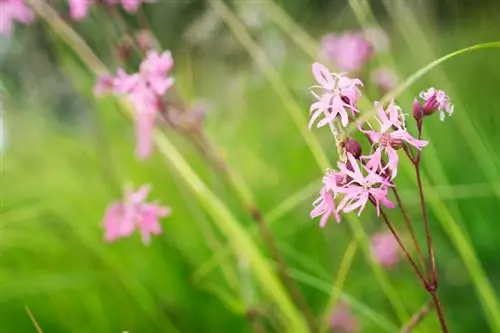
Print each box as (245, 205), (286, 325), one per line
(371, 232), (401, 268)
(103, 184), (171, 244)
(69, 0), (153, 20)
(320, 31), (373, 72)
(93, 51), (174, 159)
(419, 87), (454, 121)
(0, 0), (35, 36)
(371, 67), (398, 92)
(140, 51), (175, 95)
(332, 153), (394, 216)
(329, 303), (358, 333)
(309, 63), (363, 128)
(363, 101), (428, 179)
(118, 0), (144, 12)
(311, 182), (340, 227)
(69, 0), (93, 20)
(94, 73), (115, 96)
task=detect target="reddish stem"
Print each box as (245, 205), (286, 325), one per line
(431, 291), (449, 333)
(372, 202), (427, 288)
(392, 187), (428, 281)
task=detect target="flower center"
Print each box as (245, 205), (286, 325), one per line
(379, 132), (392, 147)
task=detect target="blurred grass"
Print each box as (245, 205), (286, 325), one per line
(3, 0), (500, 332)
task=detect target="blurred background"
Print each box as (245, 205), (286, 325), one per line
(2, 0), (500, 332)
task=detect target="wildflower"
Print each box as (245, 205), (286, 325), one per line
(309, 63), (363, 128)
(371, 232), (401, 268)
(103, 185), (171, 244)
(140, 50), (175, 95)
(311, 184), (340, 227)
(333, 153), (394, 216)
(94, 73), (115, 96)
(371, 67), (398, 92)
(363, 101), (428, 179)
(419, 87), (454, 121)
(329, 302), (358, 333)
(320, 32), (373, 72)
(93, 51), (174, 159)
(68, 0), (152, 20)
(68, 0), (92, 20)
(0, 0), (35, 36)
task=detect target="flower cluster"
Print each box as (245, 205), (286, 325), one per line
(95, 50), (175, 159)
(0, 0), (34, 36)
(309, 62), (453, 226)
(69, 0), (152, 21)
(103, 184), (171, 244)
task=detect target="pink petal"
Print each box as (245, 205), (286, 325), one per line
(386, 147), (399, 179)
(69, 0), (91, 20)
(312, 62), (335, 89)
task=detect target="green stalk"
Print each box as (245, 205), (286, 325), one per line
(28, 1), (308, 331)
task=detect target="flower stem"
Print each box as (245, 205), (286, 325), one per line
(414, 124), (438, 285)
(376, 205), (427, 288)
(392, 187), (428, 281)
(415, 165), (438, 285)
(430, 291), (449, 333)
(192, 130), (318, 333)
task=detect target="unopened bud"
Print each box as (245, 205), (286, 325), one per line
(412, 98), (423, 121)
(343, 138), (362, 159)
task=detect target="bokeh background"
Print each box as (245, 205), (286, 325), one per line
(2, 0), (500, 332)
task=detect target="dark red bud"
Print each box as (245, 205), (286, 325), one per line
(413, 98), (423, 121)
(344, 138), (362, 159)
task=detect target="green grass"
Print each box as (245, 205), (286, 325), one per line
(3, 1), (500, 332)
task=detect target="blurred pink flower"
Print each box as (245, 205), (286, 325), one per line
(320, 31), (373, 72)
(103, 184), (171, 244)
(330, 303), (358, 332)
(420, 87), (454, 121)
(0, 0), (35, 36)
(69, 0), (152, 20)
(94, 73), (115, 95)
(140, 50), (175, 95)
(362, 101), (428, 179)
(371, 232), (401, 268)
(333, 153), (394, 216)
(371, 67), (398, 92)
(68, 0), (93, 20)
(93, 51), (174, 159)
(309, 63), (363, 128)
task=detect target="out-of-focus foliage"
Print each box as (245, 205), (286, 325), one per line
(2, 0), (500, 332)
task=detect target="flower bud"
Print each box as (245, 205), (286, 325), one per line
(343, 138), (362, 159)
(412, 98), (423, 121)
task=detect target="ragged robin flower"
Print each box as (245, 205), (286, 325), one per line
(309, 62), (363, 129)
